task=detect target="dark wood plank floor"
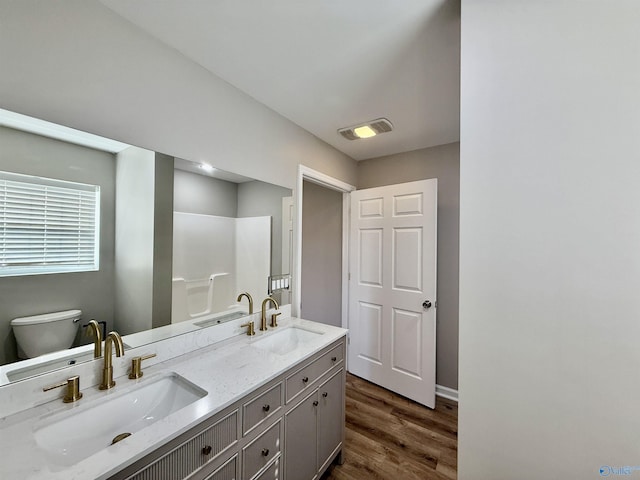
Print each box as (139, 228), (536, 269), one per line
(321, 373), (458, 480)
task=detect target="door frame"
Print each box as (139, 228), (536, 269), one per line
(293, 165), (355, 329)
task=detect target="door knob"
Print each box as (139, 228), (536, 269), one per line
(422, 300), (432, 309)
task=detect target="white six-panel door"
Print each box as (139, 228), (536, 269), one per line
(348, 179), (437, 408)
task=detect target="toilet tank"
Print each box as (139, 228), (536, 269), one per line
(11, 309), (82, 359)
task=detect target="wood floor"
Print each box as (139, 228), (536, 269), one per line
(320, 373), (458, 480)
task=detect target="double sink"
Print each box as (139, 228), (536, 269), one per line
(32, 325), (323, 467)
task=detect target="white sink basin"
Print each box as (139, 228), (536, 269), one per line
(252, 327), (323, 356)
(34, 372), (207, 466)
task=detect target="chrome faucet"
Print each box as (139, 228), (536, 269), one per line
(85, 319), (103, 358)
(260, 296), (279, 331)
(237, 292), (254, 314)
(100, 331), (124, 390)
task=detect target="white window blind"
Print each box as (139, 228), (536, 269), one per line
(0, 171), (100, 277)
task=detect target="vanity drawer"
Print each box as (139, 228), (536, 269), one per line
(285, 343), (343, 403)
(255, 457), (279, 480)
(242, 383), (282, 436)
(203, 455), (237, 480)
(242, 420), (280, 480)
(125, 411), (238, 480)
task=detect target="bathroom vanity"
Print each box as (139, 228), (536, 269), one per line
(0, 316), (347, 480)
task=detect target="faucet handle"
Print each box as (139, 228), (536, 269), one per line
(241, 321), (256, 336)
(43, 375), (83, 403)
(270, 312), (281, 328)
(129, 353), (157, 379)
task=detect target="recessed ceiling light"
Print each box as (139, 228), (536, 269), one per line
(338, 118), (393, 141)
(199, 163), (215, 172)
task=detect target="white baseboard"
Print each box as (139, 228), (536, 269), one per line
(436, 384), (458, 402)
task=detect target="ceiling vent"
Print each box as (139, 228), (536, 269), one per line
(338, 118), (393, 140)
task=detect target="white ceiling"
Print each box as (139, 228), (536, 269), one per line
(100, 1), (460, 161)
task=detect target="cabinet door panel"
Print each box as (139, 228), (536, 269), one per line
(317, 371), (344, 470)
(284, 392), (317, 480)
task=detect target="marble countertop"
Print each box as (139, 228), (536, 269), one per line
(0, 317), (347, 480)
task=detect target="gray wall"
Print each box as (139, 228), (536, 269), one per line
(459, 2), (640, 478)
(300, 181), (343, 327)
(357, 142), (459, 390)
(0, 126), (116, 364)
(0, 0), (357, 190)
(237, 181), (293, 277)
(173, 170), (238, 217)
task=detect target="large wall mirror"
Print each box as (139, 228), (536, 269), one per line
(0, 108), (293, 385)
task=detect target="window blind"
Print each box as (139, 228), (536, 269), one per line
(0, 171), (100, 277)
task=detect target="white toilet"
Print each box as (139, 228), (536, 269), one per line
(11, 309), (82, 359)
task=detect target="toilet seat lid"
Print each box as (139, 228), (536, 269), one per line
(11, 309), (82, 326)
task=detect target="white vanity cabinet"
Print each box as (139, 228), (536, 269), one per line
(108, 337), (345, 480)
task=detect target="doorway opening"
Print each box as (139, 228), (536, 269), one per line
(300, 180), (343, 326)
(293, 166), (354, 329)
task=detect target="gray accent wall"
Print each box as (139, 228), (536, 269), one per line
(0, 126), (116, 364)
(357, 142), (459, 390)
(300, 180), (343, 328)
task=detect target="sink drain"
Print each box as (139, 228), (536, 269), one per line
(111, 432), (132, 445)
